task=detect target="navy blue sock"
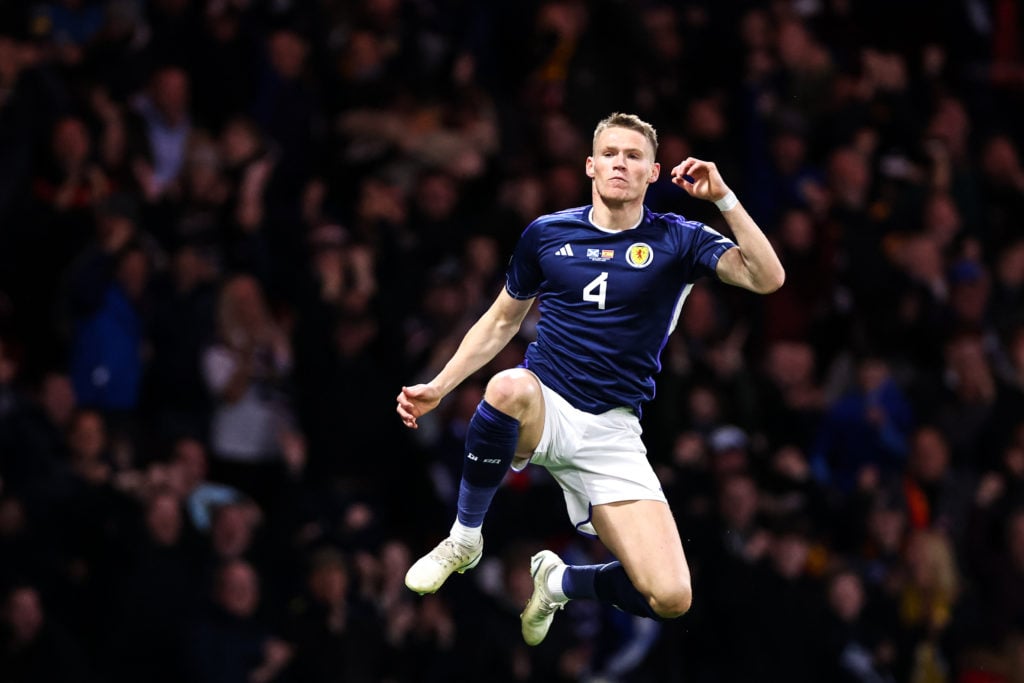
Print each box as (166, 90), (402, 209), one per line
(456, 400), (519, 528)
(564, 561), (665, 621)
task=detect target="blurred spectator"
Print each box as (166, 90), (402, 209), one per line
(218, 115), (277, 278)
(0, 23), (39, 174)
(969, 501), (1024, 647)
(921, 193), (964, 255)
(87, 84), (136, 193)
(129, 65), (193, 200)
(852, 492), (910, 596)
(22, 114), (111, 368)
(756, 519), (830, 682)
(0, 495), (59, 603)
(892, 530), (961, 683)
(945, 258), (991, 335)
(901, 426), (974, 542)
(0, 372), (76, 511)
(712, 517), (826, 683)
(302, 223), (376, 316)
(66, 232), (150, 416)
(762, 207), (836, 345)
(0, 584), (89, 683)
(822, 567), (898, 683)
(145, 0), (204, 69)
(826, 145), (890, 313)
(109, 489), (200, 683)
(760, 445), (830, 535)
(33, 0), (104, 57)
(205, 500), (262, 572)
(459, 234), (504, 315)
(151, 131), (230, 254)
(402, 267), (472, 376)
(694, 470), (772, 682)
(992, 324), (1024, 448)
(0, 339), (36, 491)
(406, 168), (474, 272)
(978, 134), (1024, 249)
(31, 114), (110, 260)
(291, 222), (394, 484)
(755, 339), (825, 451)
(142, 244), (218, 443)
(811, 354), (914, 493)
(990, 241), (1024, 332)
(166, 435), (244, 534)
(927, 332), (1001, 467)
(541, 161), (588, 212)
(284, 547), (386, 682)
(202, 273), (297, 505)
(658, 430), (714, 530)
(186, 559), (292, 683)
(52, 408), (138, 655)
(190, 2), (257, 132)
(81, 1), (152, 102)
(252, 27), (322, 196)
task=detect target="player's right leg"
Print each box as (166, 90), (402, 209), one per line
(405, 369), (545, 594)
(520, 406), (691, 644)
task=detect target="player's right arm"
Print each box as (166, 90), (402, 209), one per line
(397, 288), (535, 428)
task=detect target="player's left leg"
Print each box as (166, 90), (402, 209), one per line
(521, 499), (691, 645)
(587, 498), (692, 617)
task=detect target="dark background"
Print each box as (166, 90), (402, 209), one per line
(1, 0), (1024, 681)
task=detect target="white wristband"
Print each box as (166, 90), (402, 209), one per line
(714, 191), (738, 212)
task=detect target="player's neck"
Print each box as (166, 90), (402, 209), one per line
(590, 200), (643, 232)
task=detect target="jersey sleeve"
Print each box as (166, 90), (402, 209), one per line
(686, 221), (736, 278)
(505, 220), (543, 299)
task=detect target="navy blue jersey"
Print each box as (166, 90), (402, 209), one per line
(506, 205), (736, 415)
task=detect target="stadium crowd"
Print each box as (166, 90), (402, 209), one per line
(1, 0), (1023, 681)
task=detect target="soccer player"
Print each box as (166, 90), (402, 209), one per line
(397, 112), (785, 645)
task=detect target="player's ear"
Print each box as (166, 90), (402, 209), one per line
(649, 162), (660, 184)
(585, 156), (595, 178)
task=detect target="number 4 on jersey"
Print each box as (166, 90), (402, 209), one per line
(583, 272), (609, 310)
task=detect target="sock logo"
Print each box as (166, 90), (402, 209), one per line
(482, 458), (501, 464)
(467, 452), (478, 461)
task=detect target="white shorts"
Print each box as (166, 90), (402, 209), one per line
(517, 378), (667, 536)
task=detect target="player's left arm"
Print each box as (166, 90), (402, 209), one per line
(671, 157), (785, 294)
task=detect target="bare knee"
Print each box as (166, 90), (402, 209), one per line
(649, 581), (693, 619)
(484, 370), (540, 419)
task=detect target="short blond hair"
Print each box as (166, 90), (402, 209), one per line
(593, 113), (658, 157)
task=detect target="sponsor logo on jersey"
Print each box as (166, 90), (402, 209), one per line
(626, 242), (653, 268)
(555, 243), (574, 256)
(587, 248), (614, 262)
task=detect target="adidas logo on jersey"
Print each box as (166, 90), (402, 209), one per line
(555, 243), (574, 256)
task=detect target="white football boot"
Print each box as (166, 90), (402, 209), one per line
(405, 535), (483, 594)
(520, 549), (568, 646)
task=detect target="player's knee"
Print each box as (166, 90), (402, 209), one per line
(484, 370), (539, 416)
(650, 581), (692, 619)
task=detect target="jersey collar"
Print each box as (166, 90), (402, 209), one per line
(587, 206), (644, 233)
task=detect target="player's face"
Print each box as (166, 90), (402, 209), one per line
(587, 126), (660, 207)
